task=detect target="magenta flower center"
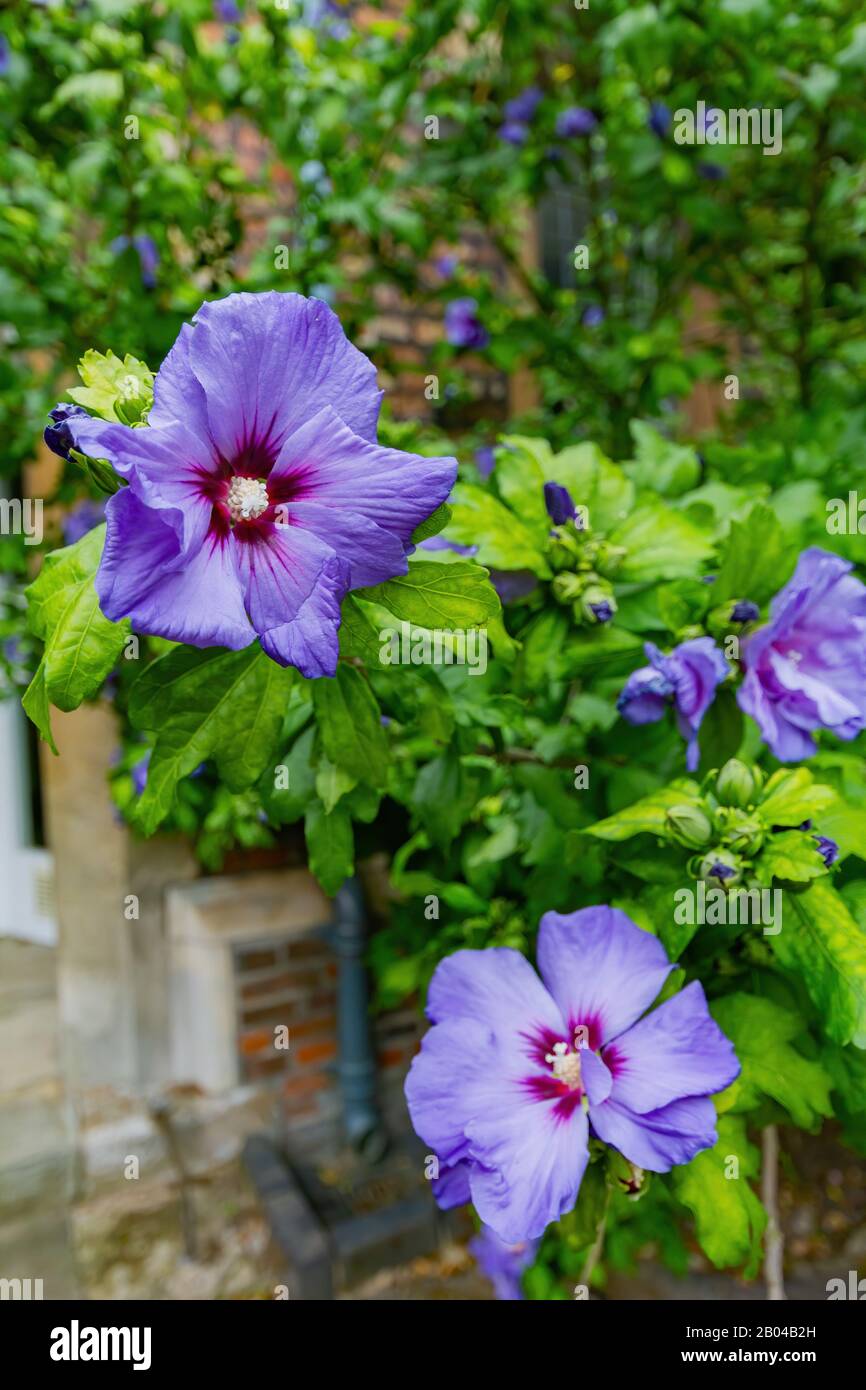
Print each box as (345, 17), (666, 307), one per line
(225, 475), (270, 523)
(544, 1040), (583, 1091)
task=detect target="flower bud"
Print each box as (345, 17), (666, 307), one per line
(551, 571), (584, 605)
(666, 803), (713, 848)
(722, 811), (764, 856)
(697, 848), (743, 886)
(715, 758), (759, 808)
(579, 582), (617, 625)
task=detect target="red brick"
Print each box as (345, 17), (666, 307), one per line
(296, 1041), (337, 1067)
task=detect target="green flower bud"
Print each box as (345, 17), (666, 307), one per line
(722, 811), (764, 856)
(608, 1149), (649, 1199)
(666, 803), (714, 849)
(551, 571), (584, 604)
(697, 848), (743, 886)
(715, 758), (759, 808)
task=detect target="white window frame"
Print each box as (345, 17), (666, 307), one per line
(0, 696), (56, 945)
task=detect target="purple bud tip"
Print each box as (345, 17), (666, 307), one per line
(498, 121), (529, 146)
(814, 835), (839, 868)
(708, 861), (737, 881)
(581, 304), (605, 328)
(731, 600), (760, 623)
(589, 601), (614, 623)
(44, 403), (91, 461)
(555, 107), (597, 138)
(543, 480), (576, 526)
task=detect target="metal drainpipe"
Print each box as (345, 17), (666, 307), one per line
(333, 878), (389, 1162)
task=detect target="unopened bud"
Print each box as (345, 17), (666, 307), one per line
(715, 758), (759, 809)
(666, 803), (713, 848)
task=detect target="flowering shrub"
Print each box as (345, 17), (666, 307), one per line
(20, 290), (866, 1300)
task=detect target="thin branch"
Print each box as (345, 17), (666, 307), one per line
(761, 1124), (786, 1301)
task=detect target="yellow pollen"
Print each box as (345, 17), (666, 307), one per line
(545, 1042), (583, 1091)
(227, 476), (269, 522)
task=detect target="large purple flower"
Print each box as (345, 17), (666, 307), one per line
(737, 548), (866, 761)
(444, 298), (489, 350)
(406, 906), (739, 1243)
(61, 293), (456, 678)
(618, 637), (730, 771)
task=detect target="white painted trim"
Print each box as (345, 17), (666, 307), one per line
(0, 697), (56, 945)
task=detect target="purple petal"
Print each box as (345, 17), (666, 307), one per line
(466, 1093), (590, 1243)
(426, 946), (565, 1048)
(536, 906), (673, 1049)
(97, 490), (253, 649)
(603, 981), (740, 1114)
(589, 1095), (719, 1171)
(267, 405), (456, 577)
(185, 292), (383, 459)
(405, 1015), (501, 1167)
(233, 523), (349, 677)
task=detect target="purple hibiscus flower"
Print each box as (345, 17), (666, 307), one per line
(406, 906), (739, 1243)
(419, 536), (478, 558)
(504, 86), (543, 124)
(498, 121), (529, 146)
(618, 637), (730, 771)
(470, 1224), (539, 1301)
(738, 548), (866, 761)
(444, 298), (489, 350)
(556, 107), (597, 138)
(474, 445), (495, 479)
(582, 304), (605, 328)
(0, 34), (11, 76)
(214, 0), (242, 20)
(58, 292), (456, 678)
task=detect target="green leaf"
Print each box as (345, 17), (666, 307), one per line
(514, 437), (634, 533)
(315, 756), (358, 813)
(304, 801), (354, 896)
(671, 1115), (766, 1275)
(608, 503), (713, 581)
(338, 595), (384, 665)
(23, 525), (129, 745)
(411, 747), (477, 849)
(756, 830), (827, 884)
(757, 768), (838, 827)
(446, 483), (550, 575)
(312, 663), (388, 788)
(775, 880), (866, 1047)
(261, 725), (316, 825)
(625, 421), (701, 498)
(710, 994), (833, 1129)
(492, 443), (549, 534)
(356, 560), (500, 630)
(67, 349), (154, 423)
(712, 503), (793, 605)
(695, 685), (741, 770)
(586, 780), (701, 841)
(410, 502), (452, 545)
(129, 645), (294, 834)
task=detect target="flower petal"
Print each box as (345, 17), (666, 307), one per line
(466, 1092), (590, 1243)
(233, 522), (349, 678)
(404, 1015), (500, 1167)
(147, 321), (212, 439)
(588, 1094), (719, 1171)
(536, 906), (673, 1048)
(280, 501), (410, 588)
(186, 292), (383, 461)
(604, 981), (740, 1114)
(268, 406), (457, 556)
(97, 490), (253, 650)
(426, 946), (566, 1068)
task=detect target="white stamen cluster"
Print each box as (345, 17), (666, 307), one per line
(545, 1038), (584, 1090)
(226, 476), (269, 522)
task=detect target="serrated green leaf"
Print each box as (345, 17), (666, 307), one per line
(758, 768), (838, 826)
(312, 663), (388, 787)
(608, 503), (713, 581)
(756, 830), (826, 884)
(304, 801), (354, 896)
(671, 1115), (766, 1275)
(713, 502), (793, 604)
(775, 881), (866, 1046)
(356, 559), (500, 630)
(586, 780), (701, 841)
(625, 421), (701, 498)
(338, 594), (384, 665)
(410, 501), (452, 545)
(710, 993), (833, 1128)
(446, 483), (550, 575)
(23, 525), (129, 744)
(129, 645), (294, 834)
